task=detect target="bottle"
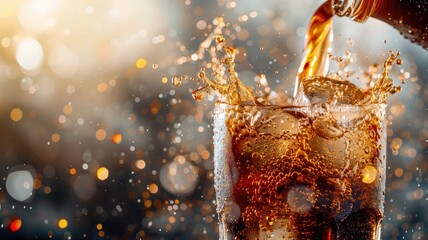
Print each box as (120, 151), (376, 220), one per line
(331, 0), (428, 49)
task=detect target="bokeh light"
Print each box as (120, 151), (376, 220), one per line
(5, 167), (35, 202)
(96, 167), (109, 181)
(69, 167), (77, 175)
(112, 133), (122, 144)
(135, 159), (146, 170)
(159, 155), (199, 196)
(58, 218), (68, 229)
(95, 129), (107, 141)
(9, 218), (22, 232)
(16, 38), (44, 71)
(135, 58), (147, 69)
(73, 174), (96, 201)
(10, 108), (23, 122)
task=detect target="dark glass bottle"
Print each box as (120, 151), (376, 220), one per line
(331, 0), (428, 49)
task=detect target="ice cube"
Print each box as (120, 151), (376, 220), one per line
(294, 76), (366, 106)
(308, 103), (350, 139)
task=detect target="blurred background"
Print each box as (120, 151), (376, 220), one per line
(0, 0), (426, 239)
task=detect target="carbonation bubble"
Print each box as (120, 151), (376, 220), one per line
(251, 152), (263, 164)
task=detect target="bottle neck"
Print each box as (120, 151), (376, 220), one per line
(331, 0), (378, 22)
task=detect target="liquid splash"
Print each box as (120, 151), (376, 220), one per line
(190, 18), (257, 105)
(296, 51), (402, 106)
(293, 2), (403, 106)
(178, 13), (404, 108)
(193, 46), (256, 105)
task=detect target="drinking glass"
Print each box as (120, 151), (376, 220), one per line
(213, 102), (386, 240)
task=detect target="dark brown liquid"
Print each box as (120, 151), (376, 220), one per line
(214, 104), (386, 239)
(227, 209), (381, 240)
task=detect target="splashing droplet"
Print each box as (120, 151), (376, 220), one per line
(216, 35), (225, 44)
(192, 88), (205, 101)
(171, 76), (181, 86)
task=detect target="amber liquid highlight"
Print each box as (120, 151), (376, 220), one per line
(294, 2), (333, 100)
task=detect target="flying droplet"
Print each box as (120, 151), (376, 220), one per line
(215, 35), (225, 44)
(192, 89), (204, 101)
(171, 76), (181, 86)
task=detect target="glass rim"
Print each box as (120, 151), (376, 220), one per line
(215, 101), (386, 112)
